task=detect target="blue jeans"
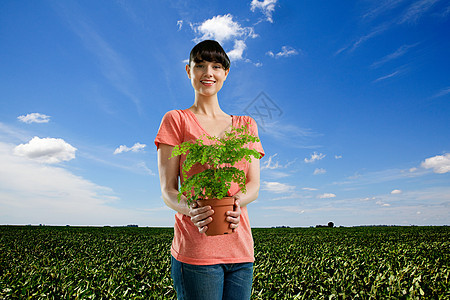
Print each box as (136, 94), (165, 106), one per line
(171, 256), (253, 300)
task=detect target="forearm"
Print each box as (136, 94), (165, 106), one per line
(162, 188), (190, 216)
(233, 180), (260, 207)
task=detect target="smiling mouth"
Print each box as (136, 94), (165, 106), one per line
(200, 80), (216, 85)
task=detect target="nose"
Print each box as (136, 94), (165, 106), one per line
(204, 65), (214, 76)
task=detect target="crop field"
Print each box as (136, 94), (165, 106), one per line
(1, 226), (449, 299)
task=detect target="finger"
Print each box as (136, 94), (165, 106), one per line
(230, 222), (239, 230)
(191, 210), (214, 224)
(198, 225), (208, 234)
(189, 205), (212, 217)
(195, 216), (213, 228)
(226, 210), (241, 218)
(227, 215), (240, 224)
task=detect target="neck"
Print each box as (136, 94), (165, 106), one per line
(190, 94), (223, 117)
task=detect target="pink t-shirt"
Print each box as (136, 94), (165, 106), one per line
(154, 109), (264, 265)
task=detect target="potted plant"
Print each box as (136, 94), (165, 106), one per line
(170, 122), (262, 236)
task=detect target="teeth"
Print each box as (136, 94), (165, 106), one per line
(201, 80), (215, 83)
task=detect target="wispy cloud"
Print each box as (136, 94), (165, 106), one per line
(261, 205), (305, 214)
(262, 181), (296, 193)
(431, 86), (450, 99)
(262, 121), (320, 148)
(338, 0), (442, 54)
(17, 113), (50, 124)
(373, 69), (402, 83)
(314, 168), (327, 175)
(113, 143), (146, 155)
(52, 2), (142, 113)
(334, 166), (428, 188)
(318, 193), (336, 199)
(304, 152), (326, 163)
(336, 23), (390, 55)
(398, 0), (441, 24)
(177, 20), (183, 31)
(351, 23), (390, 52)
(261, 153), (296, 170)
(250, 0), (278, 23)
(267, 46), (300, 58)
(361, 0), (408, 21)
(371, 43), (419, 68)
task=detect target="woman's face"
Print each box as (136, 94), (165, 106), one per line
(186, 60), (229, 98)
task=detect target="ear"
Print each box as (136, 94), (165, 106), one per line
(185, 64), (191, 79)
(224, 68), (230, 80)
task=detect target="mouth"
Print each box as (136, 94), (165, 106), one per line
(200, 80), (216, 86)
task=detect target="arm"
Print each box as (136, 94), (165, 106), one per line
(157, 143), (190, 215)
(157, 143), (214, 233)
(226, 156), (261, 229)
(233, 157), (261, 207)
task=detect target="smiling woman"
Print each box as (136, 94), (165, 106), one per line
(155, 40), (264, 300)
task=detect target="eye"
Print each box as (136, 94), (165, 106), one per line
(213, 65), (223, 69)
(195, 64), (204, 68)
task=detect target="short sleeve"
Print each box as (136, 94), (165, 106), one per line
(154, 110), (184, 150)
(247, 116), (265, 158)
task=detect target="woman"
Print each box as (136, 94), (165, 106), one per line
(155, 40), (264, 300)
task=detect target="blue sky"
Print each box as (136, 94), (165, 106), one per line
(1, 0), (449, 227)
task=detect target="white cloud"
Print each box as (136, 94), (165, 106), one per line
(14, 137), (76, 164)
(313, 168), (326, 175)
(113, 142), (146, 155)
(17, 113), (50, 124)
(262, 181), (296, 193)
(0, 141), (157, 226)
(227, 40), (247, 61)
(250, 0), (278, 23)
(335, 155), (342, 159)
(267, 46), (299, 58)
(177, 20), (183, 31)
(304, 152), (326, 163)
(421, 153), (450, 174)
(193, 14), (256, 44)
(391, 189), (402, 194)
(318, 193), (336, 199)
(376, 200), (391, 207)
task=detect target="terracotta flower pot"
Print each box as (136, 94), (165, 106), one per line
(197, 197), (235, 236)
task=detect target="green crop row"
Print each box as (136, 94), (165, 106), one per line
(1, 226), (449, 299)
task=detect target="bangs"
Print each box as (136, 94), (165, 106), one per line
(189, 40), (230, 70)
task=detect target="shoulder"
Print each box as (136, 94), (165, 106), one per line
(234, 115), (258, 127)
(161, 109), (188, 123)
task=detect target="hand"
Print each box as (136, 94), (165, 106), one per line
(189, 202), (214, 234)
(227, 195), (241, 231)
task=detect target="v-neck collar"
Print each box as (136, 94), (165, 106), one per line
(185, 108), (234, 138)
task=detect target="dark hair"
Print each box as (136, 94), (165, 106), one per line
(189, 40), (230, 70)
